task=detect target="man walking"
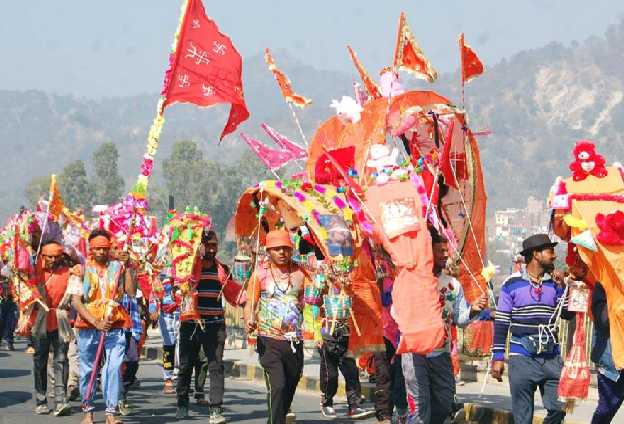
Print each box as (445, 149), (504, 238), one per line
(31, 240), (73, 416)
(175, 230), (235, 423)
(401, 229), (487, 424)
(491, 234), (572, 424)
(245, 229), (309, 424)
(70, 230), (135, 424)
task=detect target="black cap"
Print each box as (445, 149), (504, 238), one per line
(519, 234), (557, 256)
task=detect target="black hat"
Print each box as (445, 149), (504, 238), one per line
(519, 234), (557, 256)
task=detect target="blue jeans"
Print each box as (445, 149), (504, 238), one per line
(508, 355), (566, 424)
(78, 328), (126, 414)
(591, 371), (624, 424)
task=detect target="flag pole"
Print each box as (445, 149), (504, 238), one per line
(460, 33), (466, 109)
(287, 102), (309, 148)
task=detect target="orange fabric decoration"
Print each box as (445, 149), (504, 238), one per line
(457, 129), (488, 304)
(48, 174), (65, 220)
(347, 246), (384, 355)
(553, 166), (624, 368)
(89, 235), (112, 249)
(306, 91), (451, 183)
(347, 45), (381, 99)
(393, 12), (438, 82)
(459, 33), (485, 85)
(364, 181), (445, 355)
(265, 48), (312, 108)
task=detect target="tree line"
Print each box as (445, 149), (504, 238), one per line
(24, 140), (269, 243)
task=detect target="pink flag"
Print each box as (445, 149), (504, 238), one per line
(240, 133), (296, 171)
(260, 123), (307, 160)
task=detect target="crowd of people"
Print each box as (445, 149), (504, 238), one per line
(1, 222), (623, 424)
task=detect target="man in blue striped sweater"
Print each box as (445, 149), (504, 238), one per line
(490, 234), (572, 424)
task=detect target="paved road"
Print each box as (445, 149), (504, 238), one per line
(0, 339), (378, 424)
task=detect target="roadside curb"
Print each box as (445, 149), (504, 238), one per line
(229, 360), (585, 424)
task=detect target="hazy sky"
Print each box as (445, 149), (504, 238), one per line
(2, 0), (622, 98)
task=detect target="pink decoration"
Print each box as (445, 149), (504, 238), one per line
(333, 196), (346, 209)
(141, 157), (154, 177)
(240, 133), (296, 171)
(293, 192), (306, 202)
(314, 184), (326, 194)
(261, 123), (307, 160)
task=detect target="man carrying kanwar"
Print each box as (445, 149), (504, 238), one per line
(401, 228), (488, 424)
(491, 234), (572, 424)
(31, 240), (74, 416)
(175, 230), (239, 423)
(245, 229), (309, 424)
(70, 229), (136, 424)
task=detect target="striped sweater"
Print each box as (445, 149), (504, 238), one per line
(197, 261), (230, 325)
(492, 273), (571, 361)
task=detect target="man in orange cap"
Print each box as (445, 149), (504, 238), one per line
(244, 229), (309, 424)
(70, 229), (136, 424)
(31, 240), (73, 417)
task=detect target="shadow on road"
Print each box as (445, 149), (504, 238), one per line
(0, 369), (31, 378)
(0, 391), (32, 408)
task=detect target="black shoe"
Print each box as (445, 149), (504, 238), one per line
(176, 406), (189, 419)
(7, 343), (15, 351)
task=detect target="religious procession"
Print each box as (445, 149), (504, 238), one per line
(1, 1), (623, 424)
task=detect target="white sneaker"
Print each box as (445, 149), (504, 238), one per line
(321, 405), (337, 418)
(286, 410), (296, 423)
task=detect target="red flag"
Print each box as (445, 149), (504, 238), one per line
(439, 119), (458, 189)
(459, 33), (485, 85)
(393, 12), (438, 82)
(319, 147), (363, 196)
(261, 123), (307, 160)
(48, 174), (64, 220)
(240, 133), (296, 171)
(160, 0), (249, 140)
(265, 48), (312, 108)
(347, 45), (381, 99)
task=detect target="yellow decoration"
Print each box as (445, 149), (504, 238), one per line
(481, 261), (496, 283)
(317, 227), (328, 240)
(563, 214), (588, 231)
(343, 208), (353, 222)
(302, 200), (315, 212)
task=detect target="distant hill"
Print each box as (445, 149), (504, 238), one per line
(2, 19), (624, 221)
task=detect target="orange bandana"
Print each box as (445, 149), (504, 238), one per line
(41, 243), (64, 257)
(89, 235), (111, 249)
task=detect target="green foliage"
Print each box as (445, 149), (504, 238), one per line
(24, 175), (51, 208)
(161, 141), (270, 244)
(58, 160), (95, 210)
(92, 142), (125, 205)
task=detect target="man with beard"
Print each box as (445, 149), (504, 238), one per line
(491, 234), (572, 424)
(71, 230), (135, 424)
(31, 240), (73, 416)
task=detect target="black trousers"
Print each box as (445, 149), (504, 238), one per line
(374, 338), (407, 420)
(258, 336), (304, 424)
(319, 337), (361, 408)
(33, 330), (69, 406)
(176, 321), (226, 407)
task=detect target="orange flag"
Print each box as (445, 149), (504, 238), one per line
(347, 45), (381, 99)
(459, 33), (485, 85)
(265, 48), (312, 108)
(393, 12), (438, 82)
(49, 174), (64, 220)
